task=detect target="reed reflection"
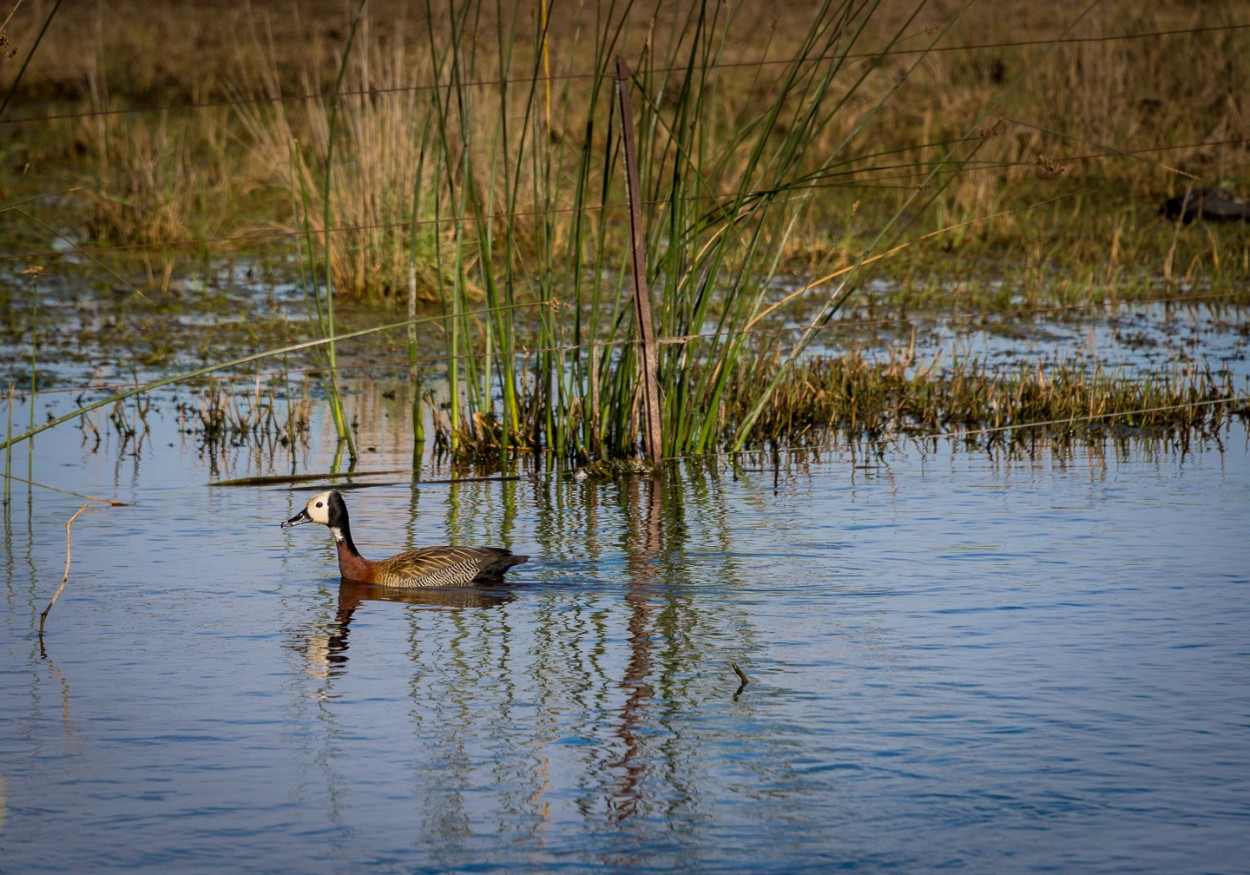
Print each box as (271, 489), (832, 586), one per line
(608, 474), (665, 820)
(603, 470), (737, 823)
(520, 464), (763, 833)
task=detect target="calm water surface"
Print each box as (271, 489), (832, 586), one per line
(2, 400), (1248, 873)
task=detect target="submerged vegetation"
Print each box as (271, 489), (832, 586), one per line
(1, 0), (1248, 472)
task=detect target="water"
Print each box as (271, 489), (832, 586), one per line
(2, 396), (1247, 873)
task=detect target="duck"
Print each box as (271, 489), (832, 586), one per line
(1160, 186), (1250, 224)
(281, 489), (528, 588)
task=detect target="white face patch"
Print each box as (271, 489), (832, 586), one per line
(306, 491), (334, 526)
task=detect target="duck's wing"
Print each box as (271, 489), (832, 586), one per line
(373, 546), (526, 588)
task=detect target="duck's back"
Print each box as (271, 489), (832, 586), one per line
(369, 546), (528, 588)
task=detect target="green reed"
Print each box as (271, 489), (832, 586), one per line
(3, 383), (12, 505)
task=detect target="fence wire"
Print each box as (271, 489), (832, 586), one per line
(3, 20), (1247, 128)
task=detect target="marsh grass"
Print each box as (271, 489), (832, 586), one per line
(735, 342), (1246, 449)
(69, 372), (311, 458)
(420, 337), (1248, 459)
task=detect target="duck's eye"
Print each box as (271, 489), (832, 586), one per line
(315, 501), (323, 508)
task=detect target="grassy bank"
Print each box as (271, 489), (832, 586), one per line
(2, 0), (1246, 292)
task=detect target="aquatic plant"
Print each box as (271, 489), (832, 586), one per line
(733, 342), (1247, 449)
(174, 377), (312, 455)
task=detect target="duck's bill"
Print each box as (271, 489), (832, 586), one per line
(282, 509), (313, 528)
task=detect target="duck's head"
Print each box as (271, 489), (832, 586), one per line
(282, 489), (343, 530)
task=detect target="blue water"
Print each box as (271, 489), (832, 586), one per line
(2, 395), (1247, 873)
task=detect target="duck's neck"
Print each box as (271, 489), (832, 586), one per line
(329, 516), (372, 581)
(335, 539), (372, 582)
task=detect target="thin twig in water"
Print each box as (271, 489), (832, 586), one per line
(0, 471), (127, 505)
(38, 503), (90, 644)
(731, 661), (750, 700)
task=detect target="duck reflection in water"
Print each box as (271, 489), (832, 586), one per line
(288, 580), (515, 681)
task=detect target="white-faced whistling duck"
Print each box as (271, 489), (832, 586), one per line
(282, 489), (528, 588)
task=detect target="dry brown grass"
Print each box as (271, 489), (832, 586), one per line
(2, 0), (1247, 295)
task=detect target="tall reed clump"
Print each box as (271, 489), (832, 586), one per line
(239, 0), (1112, 465)
(267, 0), (979, 464)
